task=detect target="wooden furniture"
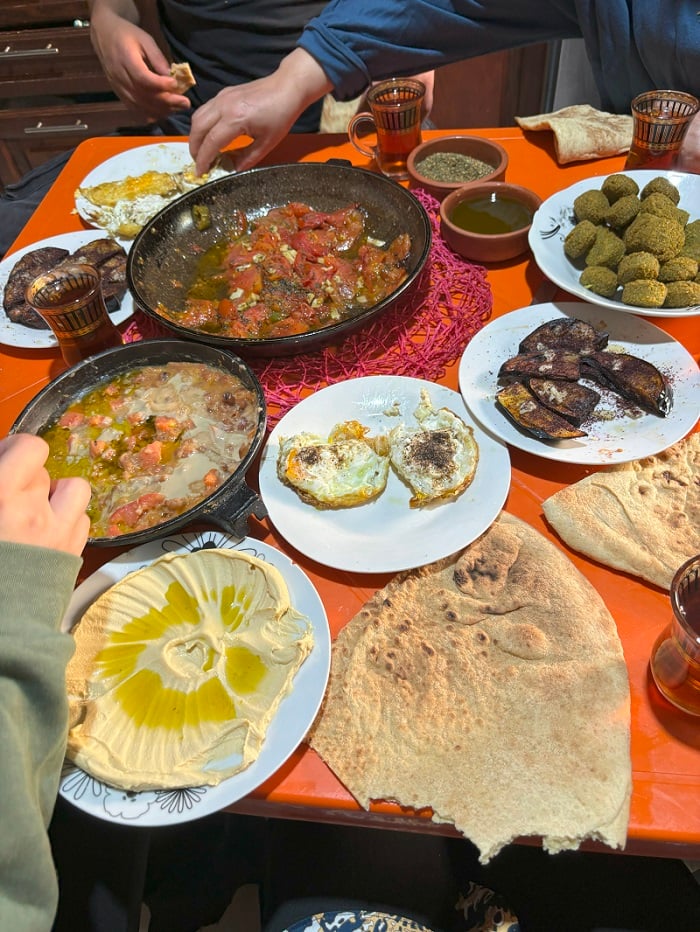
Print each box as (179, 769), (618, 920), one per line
(431, 45), (551, 129)
(0, 0), (146, 190)
(2, 130), (699, 861)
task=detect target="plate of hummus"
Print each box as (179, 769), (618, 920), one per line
(58, 530), (330, 826)
(74, 141), (230, 241)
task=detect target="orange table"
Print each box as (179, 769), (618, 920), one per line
(2, 129), (699, 860)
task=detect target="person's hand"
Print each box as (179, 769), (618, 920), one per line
(0, 435), (91, 557)
(90, 5), (190, 120)
(190, 48), (332, 175)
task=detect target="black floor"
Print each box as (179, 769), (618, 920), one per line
(49, 801), (700, 932)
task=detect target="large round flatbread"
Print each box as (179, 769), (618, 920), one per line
(515, 104), (633, 164)
(309, 512), (630, 862)
(543, 432), (700, 590)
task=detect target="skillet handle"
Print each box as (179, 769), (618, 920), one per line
(203, 483), (268, 542)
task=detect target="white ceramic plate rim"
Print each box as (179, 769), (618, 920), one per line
(0, 231), (134, 349)
(258, 375), (511, 573)
(528, 169), (700, 318)
(58, 531), (331, 827)
(458, 300), (700, 465)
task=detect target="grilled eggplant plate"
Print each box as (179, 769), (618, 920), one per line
(496, 316), (673, 441)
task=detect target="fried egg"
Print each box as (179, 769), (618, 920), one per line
(75, 164), (229, 238)
(388, 389), (479, 507)
(277, 420), (390, 509)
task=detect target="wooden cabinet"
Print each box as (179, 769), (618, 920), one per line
(430, 45), (552, 129)
(0, 1), (145, 190)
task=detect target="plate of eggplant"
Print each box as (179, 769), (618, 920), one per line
(458, 301), (699, 464)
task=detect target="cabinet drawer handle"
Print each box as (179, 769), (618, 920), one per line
(1, 44), (60, 59)
(25, 121), (89, 135)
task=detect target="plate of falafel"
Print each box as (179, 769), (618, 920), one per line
(528, 170), (700, 317)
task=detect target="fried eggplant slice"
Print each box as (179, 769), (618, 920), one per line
(496, 381), (587, 440)
(3, 246), (70, 328)
(518, 317), (609, 355)
(528, 378), (600, 426)
(580, 351), (673, 416)
(498, 350), (581, 382)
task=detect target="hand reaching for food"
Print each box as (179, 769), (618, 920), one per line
(0, 434), (90, 557)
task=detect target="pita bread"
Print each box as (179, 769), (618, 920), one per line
(515, 105), (633, 164)
(170, 61), (195, 93)
(309, 512), (630, 862)
(543, 432), (700, 590)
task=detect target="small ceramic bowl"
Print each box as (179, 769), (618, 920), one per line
(406, 134), (508, 201)
(439, 181), (542, 264)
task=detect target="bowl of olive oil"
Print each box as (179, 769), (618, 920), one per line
(439, 181), (541, 263)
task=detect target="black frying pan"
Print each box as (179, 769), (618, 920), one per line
(10, 340), (268, 547)
(126, 161), (431, 357)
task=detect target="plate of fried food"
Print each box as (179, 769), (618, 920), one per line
(529, 170), (700, 316)
(58, 530), (330, 826)
(0, 231), (133, 349)
(258, 376), (511, 574)
(74, 141), (230, 240)
(458, 301), (700, 464)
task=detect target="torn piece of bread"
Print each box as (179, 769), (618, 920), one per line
(170, 61), (196, 93)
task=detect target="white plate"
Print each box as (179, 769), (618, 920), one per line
(0, 231), (134, 349)
(458, 301), (700, 465)
(528, 169), (700, 318)
(58, 531), (330, 827)
(75, 141), (228, 236)
(259, 376), (511, 574)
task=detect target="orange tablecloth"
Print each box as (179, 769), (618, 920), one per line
(2, 129), (698, 859)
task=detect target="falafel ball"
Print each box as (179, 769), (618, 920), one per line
(640, 192), (689, 226)
(579, 265), (619, 298)
(605, 194), (641, 229)
(623, 213), (685, 262)
(585, 226), (626, 269)
(663, 280), (700, 308)
(621, 279), (667, 308)
(617, 251), (660, 284)
(564, 219), (598, 259)
(601, 173), (640, 203)
(681, 219), (700, 262)
(573, 188), (610, 224)
(640, 176), (681, 205)
(659, 255), (698, 282)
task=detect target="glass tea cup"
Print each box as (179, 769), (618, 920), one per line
(624, 89), (699, 170)
(650, 554), (700, 716)
(348, 78), (425, 180)
(26, 262), (123, 366)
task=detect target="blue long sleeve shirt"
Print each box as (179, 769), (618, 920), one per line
(298, 0), (700, 113)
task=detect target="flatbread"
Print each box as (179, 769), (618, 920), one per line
(170, 61), (195, 93)
(515, 105), (633, 164)
(543, 432), (700, 590)
(309, 512), (631, 862)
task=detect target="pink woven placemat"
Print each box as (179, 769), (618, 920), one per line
(123, 189), (493, 427)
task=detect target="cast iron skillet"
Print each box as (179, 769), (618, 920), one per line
(127, 161), (432, 357)
(10, 340), (268, 547)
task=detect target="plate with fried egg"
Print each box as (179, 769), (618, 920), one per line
(259, 376), (511, 573)
(74, 142), (230, 240)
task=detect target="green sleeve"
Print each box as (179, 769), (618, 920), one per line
(0, 542), (81, 931)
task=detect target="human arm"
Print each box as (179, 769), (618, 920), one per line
(0, 435), (91, 929)
(190, 47), (332, 175)
(88, 0), (191, 120)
